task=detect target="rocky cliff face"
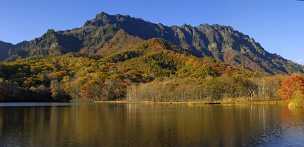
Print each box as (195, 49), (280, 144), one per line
(0, 41), (13, 60)
(4, 12), (304, 74)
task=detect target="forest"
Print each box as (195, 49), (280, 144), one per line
(0, 39), (303, 106)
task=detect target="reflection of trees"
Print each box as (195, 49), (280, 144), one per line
(123, 104), (287, 147)
(0, 104), (298, 147)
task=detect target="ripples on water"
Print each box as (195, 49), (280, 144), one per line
(0, 103), (303, 147)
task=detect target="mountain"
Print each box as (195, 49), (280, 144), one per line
(0, 41), (13, 60)
(7, 12), (304, 74)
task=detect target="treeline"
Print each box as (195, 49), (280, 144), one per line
(0, 80), (70, 102)
(0, 39), (303, 104)
(127, 75), (284, 102)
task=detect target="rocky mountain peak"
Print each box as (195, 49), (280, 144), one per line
(3, 12), (303, 74)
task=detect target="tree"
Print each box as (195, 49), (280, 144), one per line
(278, 74), (304, 100)
(50, 80), (70, 101)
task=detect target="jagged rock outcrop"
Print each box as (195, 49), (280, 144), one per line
(3, 12), (303, 74)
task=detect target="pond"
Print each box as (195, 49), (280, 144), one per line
(0, 103), (303, 147)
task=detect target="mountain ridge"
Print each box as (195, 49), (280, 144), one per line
(2, 12), (303, 74)
(0, 41), (13, 60)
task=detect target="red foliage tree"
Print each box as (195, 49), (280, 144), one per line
(278, 74), (304, 100)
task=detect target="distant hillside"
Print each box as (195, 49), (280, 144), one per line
(0, 39), (261, 102)
(0, 41), (12, 60)
(4, 12), (304, 74)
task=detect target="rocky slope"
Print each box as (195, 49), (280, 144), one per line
(3, 12), (304, 74)
(0, 41), (13, 60)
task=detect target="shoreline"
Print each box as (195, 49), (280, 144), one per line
(0, 99), (287, 105)
(95, 99), (287, 105)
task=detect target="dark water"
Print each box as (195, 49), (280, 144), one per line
(0, 103), (303, 147)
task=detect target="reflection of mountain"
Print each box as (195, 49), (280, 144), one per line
(1, 12), (303, 74)
(0, 104), (294, 147)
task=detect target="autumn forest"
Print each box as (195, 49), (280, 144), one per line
(0, 38), (302, 107)
(0, 12), (303, 108)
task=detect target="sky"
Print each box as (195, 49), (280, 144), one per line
(0, 0), (303, 64)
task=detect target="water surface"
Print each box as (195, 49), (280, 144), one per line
(0, 103), (303, 147)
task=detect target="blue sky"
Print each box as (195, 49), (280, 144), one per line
(0, 0), (303, 63)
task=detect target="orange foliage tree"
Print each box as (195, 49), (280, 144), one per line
(278, 74), (304, 100)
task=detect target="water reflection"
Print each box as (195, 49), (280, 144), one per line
(0, 104), (303, 147)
